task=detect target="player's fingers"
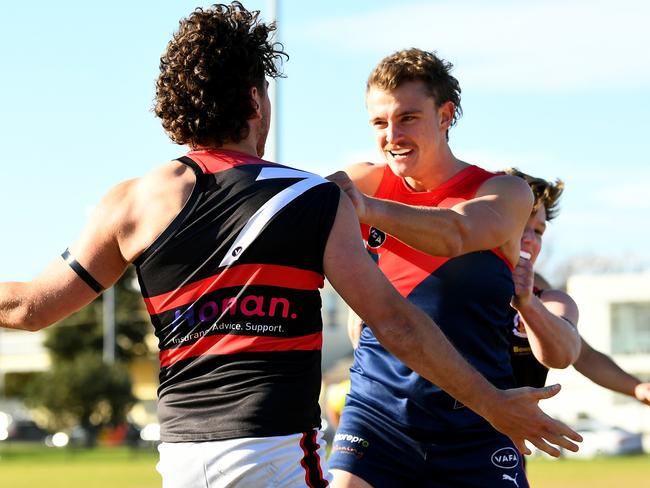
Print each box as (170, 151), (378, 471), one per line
(540, 429), (580, 453)
(510, 437), (531, 456)
(531, 383), (561, 400)
(634, 384), (650, 405)
(528, 437), (561, 458)
(545, 417), (582, 445)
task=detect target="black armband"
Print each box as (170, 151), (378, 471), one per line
(61, 248), (104, 294)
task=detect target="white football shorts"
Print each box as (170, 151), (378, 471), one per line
(156, 429), (331, 487)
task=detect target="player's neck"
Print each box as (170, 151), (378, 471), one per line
(193, 139), (261, 159)
(405, 151), (468, 191)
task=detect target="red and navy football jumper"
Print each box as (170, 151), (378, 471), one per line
(350, 164), (517, 432)
(329, 164), (529, 487)
(134, 149), (340, 443)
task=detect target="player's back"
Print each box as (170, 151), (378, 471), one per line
(135, 149), (340, 442)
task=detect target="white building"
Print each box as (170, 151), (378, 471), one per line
(544, 272), (650, 435)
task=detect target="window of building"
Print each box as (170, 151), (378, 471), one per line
(610, 302), (650, 354)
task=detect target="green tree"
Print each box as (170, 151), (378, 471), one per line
(25, 352), (135, 446)
(44, 269), (152, 362)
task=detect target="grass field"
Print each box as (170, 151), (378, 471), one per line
(527, 455), (650, 488)
(0, 443), (648, 487)
(0, 444), (160, 488)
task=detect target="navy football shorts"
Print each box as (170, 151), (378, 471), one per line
(328, 397), (528, 488)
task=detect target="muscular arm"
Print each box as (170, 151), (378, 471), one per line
(324, 191), (581, 456)
(330, 164), (533, 263)
(0, 161), (195, 331)
(512, 261), (581, 368)
(0, 183), (133, 331)
(574, 339), (650, 406)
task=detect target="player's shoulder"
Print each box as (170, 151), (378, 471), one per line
(134, 159), (196, 200)
(477, 171), (534, 205)
(539, 288), (575, 305)
(143, 159), (196, 186)
(533, 272), (552, 290)
(345, 161), (385, 195)
(538, 287), (579, 325)
(100, 160), (196, 228)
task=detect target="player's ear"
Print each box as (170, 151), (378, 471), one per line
(438, 101), (455, 131)
(250, 86), (262, 119)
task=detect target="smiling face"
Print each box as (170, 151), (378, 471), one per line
(521, 206), (547, 264)
(366, 81), (454, 190)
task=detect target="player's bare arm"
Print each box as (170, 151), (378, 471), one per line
(323, 191), (581, 457)
(330, 167), (533, 265)
(574, 339), (650, 406)
(0, 160), (195, 332)
(346, 309), (363, 349)
(512, 259), (581, 368)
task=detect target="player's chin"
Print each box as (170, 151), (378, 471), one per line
(385, 156), (416, 176)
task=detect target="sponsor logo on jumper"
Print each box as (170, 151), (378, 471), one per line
(453, 399), (465, 410)
(502, 473), (519, 487)
(512, 314), (528, 338)
(232, 246), (243, 257)
(170, 321), (286, 345)
(172, 295), (296, 331)
(367, 227), (386, 249)
(334, 433), (370, 448)
(491, 447), (519, 469)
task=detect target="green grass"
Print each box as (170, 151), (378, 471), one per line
(0, 443), (160, 488)
(0, 443), (648, 487)
(527, 454), (650, 488)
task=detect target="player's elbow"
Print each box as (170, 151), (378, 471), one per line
(367, 311), (417, 359)
(11, 308), (48, 332)
(5, 300), (48, 332)
(22, 315), (50, 332)
(542, 355), (573, 370)
(539, 344), (581, 370)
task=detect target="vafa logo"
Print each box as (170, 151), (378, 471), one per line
(490, 447), (519, 469)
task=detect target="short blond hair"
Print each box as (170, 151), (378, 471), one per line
(367, 49), (462, 136)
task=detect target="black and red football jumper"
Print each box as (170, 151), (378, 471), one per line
(134, 149), (340, 442)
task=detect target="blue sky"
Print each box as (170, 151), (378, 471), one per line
(1, 0), (649, 284)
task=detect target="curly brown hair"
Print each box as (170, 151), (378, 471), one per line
(367, 48), (462, 138)
(154, 2), (287, 148)
(504, 168), (564, 221)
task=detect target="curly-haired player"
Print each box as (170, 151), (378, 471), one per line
(0, 5), (582, 487)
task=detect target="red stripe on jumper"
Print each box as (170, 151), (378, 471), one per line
(144, 264), (323, 315)
(159, 331), (322, 368)
(300, 430), (329, 488)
